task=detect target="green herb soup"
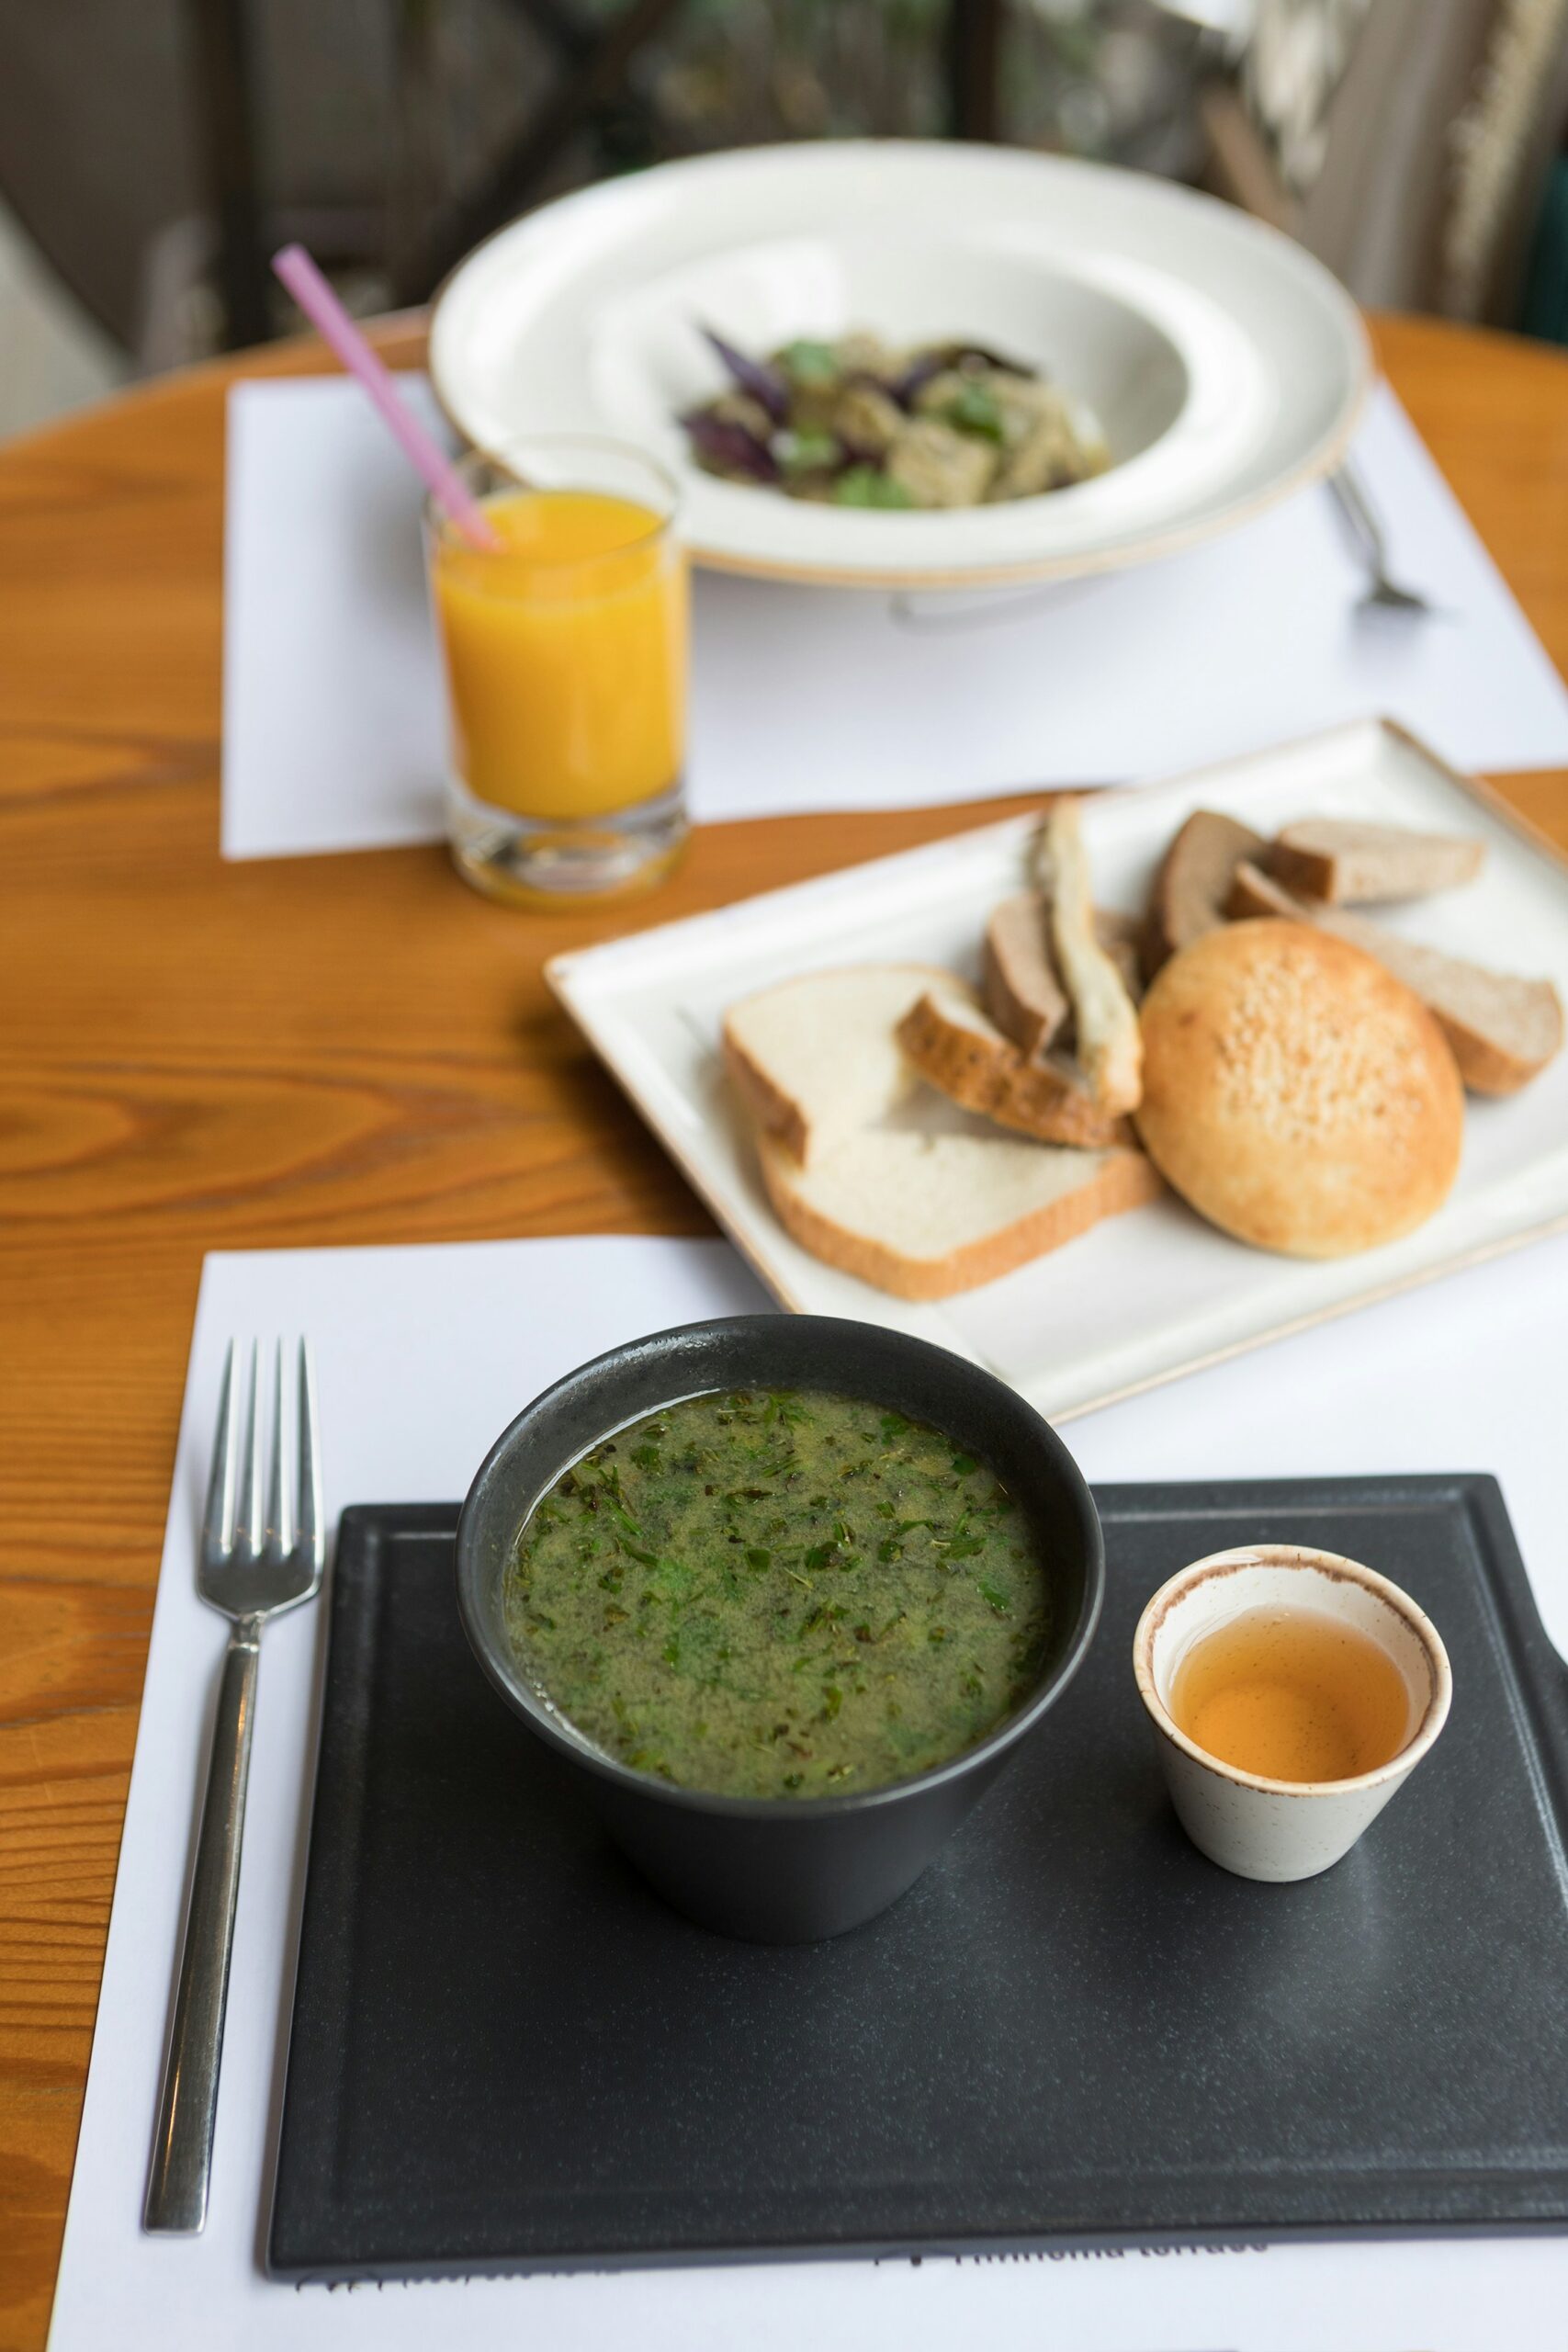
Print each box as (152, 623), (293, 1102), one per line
(502, 1387), (1051, 1800)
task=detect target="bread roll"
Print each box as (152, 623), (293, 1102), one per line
(1134, 921), (1464, 1258)
(1228, 860), (1563, 1096)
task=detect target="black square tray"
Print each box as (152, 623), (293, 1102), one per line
(270, 1476), (1568, 2280)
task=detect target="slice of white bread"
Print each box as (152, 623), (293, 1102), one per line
(1228, 862), (1563, 1095)
(896, 978), (1130, 1148)
(758, 1127), (1162, 1300)
(722, 964), (951, 1165)
(1140, 808), (1266, 979)
(1035, 799), (1143, 1114)
(1265, 820), (1484, 905)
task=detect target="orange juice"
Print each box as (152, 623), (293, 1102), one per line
(432, 488), (687, 822)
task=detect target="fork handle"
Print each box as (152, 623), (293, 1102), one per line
(144, 1617), (262, 2233)
(1328, 463), (1386, 569)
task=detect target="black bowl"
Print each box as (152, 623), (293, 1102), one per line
(456, 1315), (1102, 1942)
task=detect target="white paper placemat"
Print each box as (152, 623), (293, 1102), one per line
(50, 1229), (1568, 2349)
(221, 378), (1568, 860)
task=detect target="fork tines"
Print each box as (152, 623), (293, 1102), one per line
(203, 1339), (321, 1571)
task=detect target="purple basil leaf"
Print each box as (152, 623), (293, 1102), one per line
(889, 351), (948, 409)
(891, 342), (1039, 407)
(699, 325), (789, 423)
(680, 409), (780, 482)
(953, 342), (1038, 378)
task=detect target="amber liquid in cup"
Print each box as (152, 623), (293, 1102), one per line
(1169, 1606), (1413, 1783)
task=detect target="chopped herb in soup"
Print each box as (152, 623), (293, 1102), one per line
(503, 1388), (1051, 1800)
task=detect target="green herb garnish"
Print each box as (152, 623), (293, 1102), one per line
(832, 465), (913, 510)
(774, 427), (841, 474)
(779, 338), (839, 387)
(943, 381), (1004, 440)
(503, 1388), (1049, 1801)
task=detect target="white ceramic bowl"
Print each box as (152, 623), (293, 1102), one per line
(430, 141), (1370, 590)
(1134, 1544), (1452, 1883)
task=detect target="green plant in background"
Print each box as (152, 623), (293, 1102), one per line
(613, 0), (1206, 174)
(637, 0), (947, 146)
(1521, 159), (1568, 347)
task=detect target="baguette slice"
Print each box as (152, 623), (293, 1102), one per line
(1036, 799), (1143, 1114)
(1227, 862), (1563, 1095)
(984, 892), (1143, 1060)
(1266, 820), (1484, 905)
(1141, 808), (1266, 979)
(723, 964), (951, 1164)
(897, 979), (1130, 1147)
(758, 1127), (1161, 1300)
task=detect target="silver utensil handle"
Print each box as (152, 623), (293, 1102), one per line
(144, 1619), (262, 2233)
(1328, 461), (1386, 566)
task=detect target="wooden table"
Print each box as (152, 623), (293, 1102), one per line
(2, 311), (1566, 2346)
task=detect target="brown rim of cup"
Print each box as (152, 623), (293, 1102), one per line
(1132, 1542), (1453, 1800)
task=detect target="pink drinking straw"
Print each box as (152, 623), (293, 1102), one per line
(271, 243), (502, 548)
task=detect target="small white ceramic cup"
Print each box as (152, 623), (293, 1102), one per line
(1133, 1544), (1452, 1883)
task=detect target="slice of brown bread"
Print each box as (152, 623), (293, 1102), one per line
(983, 890), (1069, 1057)
(1227, 862), (1563, 1095)
(1141, 808), (1267, 979)
(1094, 909), (1145, 1002)
(1228, 862), (1325, 922)
(984, 893), (1143, 1058)
(757, 1127), (1162, 1300)
(1265, 820), (1484, 904)
(897, 979), (1130, 1147)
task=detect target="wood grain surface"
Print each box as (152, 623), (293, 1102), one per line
(2, 310), (1567, 2345)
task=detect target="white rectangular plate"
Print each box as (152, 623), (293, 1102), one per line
(547, 719), (1568, 1419)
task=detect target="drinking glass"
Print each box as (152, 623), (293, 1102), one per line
(426, 437), (687, 906)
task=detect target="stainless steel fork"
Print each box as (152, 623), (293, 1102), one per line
(144, 1338), (323, 2235)
(1327, 461), (1438, 617)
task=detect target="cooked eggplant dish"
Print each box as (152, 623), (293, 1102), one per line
(682, 327), (1111, 510)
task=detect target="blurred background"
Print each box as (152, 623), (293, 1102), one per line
(4, 0), (1567, 440)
